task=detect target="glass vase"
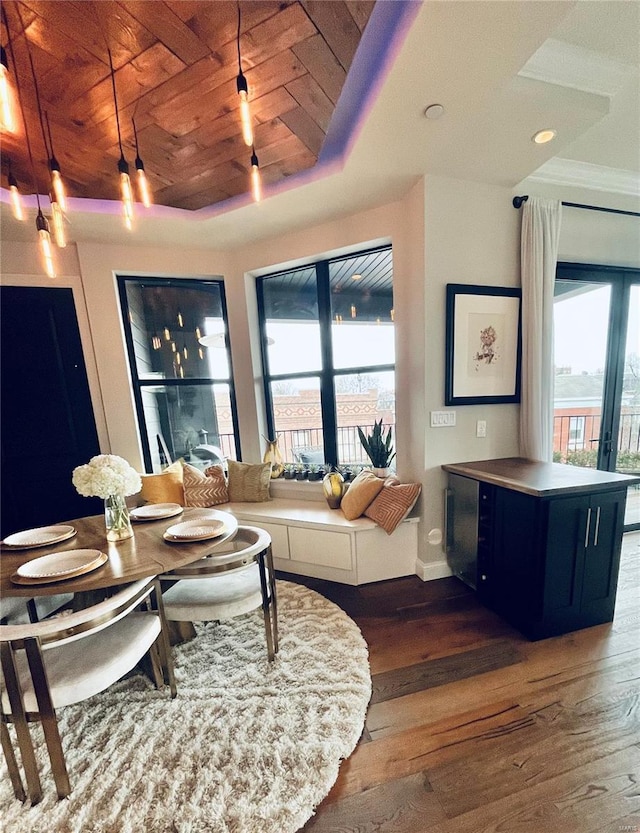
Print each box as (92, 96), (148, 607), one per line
(104, 494), (133, 542)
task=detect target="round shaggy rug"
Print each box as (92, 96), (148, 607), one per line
(0, 581), (371, 833)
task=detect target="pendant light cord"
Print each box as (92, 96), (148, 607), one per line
(13, 2), (51, 162)
(108, 49), (125, 158)
(2, 5), (42, 210)
(237, 2), (242, 73)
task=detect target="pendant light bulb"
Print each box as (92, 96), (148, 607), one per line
(8, 169), (24, 221)
(0, 46), (18, 134)
(36, 210), (56, 278)
(237, 73), (253, 147)
(50, 198), (67, 248)
(118, 155), (134, 231)
(250, 148), (261, 203)
(133, 119), (152, 208)
(49, 162), (67, 212)
(135, 159), (152, 208)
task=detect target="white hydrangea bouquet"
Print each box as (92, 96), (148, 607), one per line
(72, 454), (141, 541)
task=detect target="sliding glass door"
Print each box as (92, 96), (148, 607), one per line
(553, 263), (640, 531)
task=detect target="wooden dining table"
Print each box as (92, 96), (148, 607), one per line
(0, 508), (239, 599)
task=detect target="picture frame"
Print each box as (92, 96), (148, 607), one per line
(445, 284), (522, 406)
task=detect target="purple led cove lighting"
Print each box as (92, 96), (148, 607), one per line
(319, 0), (421, 166)
(0, 1), (420, 222)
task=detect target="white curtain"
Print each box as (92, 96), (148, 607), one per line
(519, 197), (562, 461)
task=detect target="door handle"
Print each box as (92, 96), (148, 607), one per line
(584, 507), (592, 549)
(593, 506), (601, 547)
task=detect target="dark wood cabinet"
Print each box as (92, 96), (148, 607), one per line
(444, 458), (637, 640)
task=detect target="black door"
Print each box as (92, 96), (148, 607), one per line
(1, 286), (102, 537)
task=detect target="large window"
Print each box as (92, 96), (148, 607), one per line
(257, 246), (395, 467)
(119, 278), (240, 472)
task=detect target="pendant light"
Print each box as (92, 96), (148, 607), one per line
(250, 147), (261, 202)
(0, 45), (17, 133)
(133, 118), (152, 208)
(108, 49), (134, 230)
(11, 4), (55, 277)
(7, 163), (24, 221)
(50, 195), (67, 248)
(0, 9), (18, 134)
(45, 112), (67, 211)
(236, 2), (253, 147)
(36, 209), (55, 278)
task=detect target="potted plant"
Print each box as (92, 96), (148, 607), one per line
(308, 464), (321, 482)
(357, 420), (396, 477)
(295, 463), (308, 481)
(283, 463), (296, 480)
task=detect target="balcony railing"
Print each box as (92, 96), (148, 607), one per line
(553, 411), (640, 469)
(219, 424), (395, 466)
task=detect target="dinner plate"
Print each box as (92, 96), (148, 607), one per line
(163, 519), (226, 542)
(2, 525), (77, 550)
(130, 503), (183, 522)
(11, 549), (108, 585)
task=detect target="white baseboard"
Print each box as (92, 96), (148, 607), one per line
(415, 557), (453, 582)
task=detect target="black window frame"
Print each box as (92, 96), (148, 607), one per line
(118, 275), (241, 472)
(256, 244), (395, 467)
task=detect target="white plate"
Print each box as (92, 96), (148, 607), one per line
(130, 503), (183, 522)
(164, 519), (226, 542)
(13, 549), (108, 583)
(2, 525), (77, 549)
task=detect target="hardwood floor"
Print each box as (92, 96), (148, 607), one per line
(281, 531), (640, 833)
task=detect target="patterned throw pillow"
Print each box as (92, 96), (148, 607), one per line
(227, 460), (271, 502)
(340, 469), (385, 520)
(139, 460), (184, 505)
(182, 463), (228, 507)
(364, 477), (421, 534)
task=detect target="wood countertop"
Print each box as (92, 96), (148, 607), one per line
(442, 457), (640, 497)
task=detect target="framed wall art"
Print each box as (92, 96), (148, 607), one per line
(445, 284), (522, 406)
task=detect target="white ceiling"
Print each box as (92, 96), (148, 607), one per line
(2, 0), (638, 251)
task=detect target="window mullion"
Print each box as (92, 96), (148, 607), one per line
(316, 261), (338, 465)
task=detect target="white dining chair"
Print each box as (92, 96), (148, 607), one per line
(1, 577), (176, 804)
(0, 594), (73, 625)
(160, 526), (279, 662)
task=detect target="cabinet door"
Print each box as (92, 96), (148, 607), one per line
(543, 495), (588, 634)
(581, 490), (626, 625)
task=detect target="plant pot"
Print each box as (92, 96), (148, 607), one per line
(373, 467), (390, 478)
(295, 471), (308, 481)
(283, 470), (295, 480)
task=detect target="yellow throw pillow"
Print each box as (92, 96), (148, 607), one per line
(139, 460), (184, 505)
(227, 460), (271, 502)
(182, 463), (229, 507)
(364, 478), (421, 534)
(340, 469), (385, 520)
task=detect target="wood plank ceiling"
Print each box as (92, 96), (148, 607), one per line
(0, 1), (374, 211)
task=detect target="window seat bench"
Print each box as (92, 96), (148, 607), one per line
(221, 498), (419, 585)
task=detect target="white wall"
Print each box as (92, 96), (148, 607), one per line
(420, 175), (522, 578)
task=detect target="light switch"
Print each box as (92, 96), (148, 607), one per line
(476, 420), (487, 438)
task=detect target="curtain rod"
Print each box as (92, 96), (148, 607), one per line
(512, 195), (640, 218)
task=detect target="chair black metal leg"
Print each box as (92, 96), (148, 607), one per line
(258, 550), (277, 662)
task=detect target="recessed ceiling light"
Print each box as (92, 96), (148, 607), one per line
(532, 129), (557, 144)
(424, 104), (445, 120)
(351, 273), (362, 281)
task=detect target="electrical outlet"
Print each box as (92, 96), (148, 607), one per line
(476, 420), (487, 438)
